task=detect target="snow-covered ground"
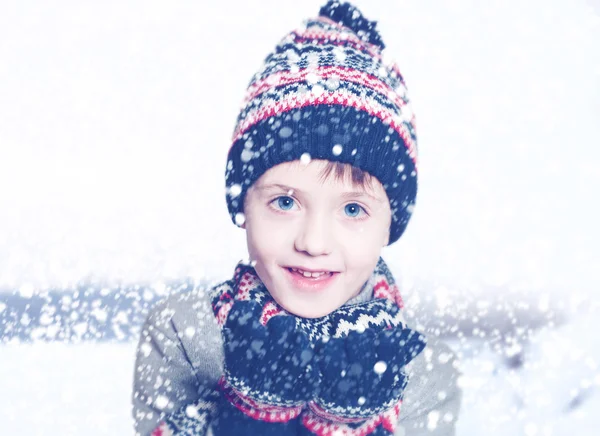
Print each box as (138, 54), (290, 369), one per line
(450, 307), (600, 435)
(0, 0), (599, 435)
(0, 342), (136, 435)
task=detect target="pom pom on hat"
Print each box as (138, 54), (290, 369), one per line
(319, 0), (385, 49)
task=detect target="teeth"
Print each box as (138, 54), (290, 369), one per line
(291, 267), (331, 278)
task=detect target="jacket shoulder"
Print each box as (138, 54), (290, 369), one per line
(132, 280), (233, 435)
(145, 279), (232, 385)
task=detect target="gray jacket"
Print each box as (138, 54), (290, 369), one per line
(132, 281), (462, 436)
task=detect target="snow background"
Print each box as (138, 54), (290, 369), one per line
(0, 0), (599, 434)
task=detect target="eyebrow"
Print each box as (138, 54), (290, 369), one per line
(255, 183), (385, 204)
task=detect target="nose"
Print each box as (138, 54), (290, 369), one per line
(294, 212), (333, 256)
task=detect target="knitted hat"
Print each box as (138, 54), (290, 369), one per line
(224, 0), (418, 245)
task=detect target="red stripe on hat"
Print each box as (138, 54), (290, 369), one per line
(245, 66), (406, 109)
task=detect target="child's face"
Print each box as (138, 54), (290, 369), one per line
(242, 159), (391, 318)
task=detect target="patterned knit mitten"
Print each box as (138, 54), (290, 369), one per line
(206, 297), (321, 435)
(221, 298), (318, 407)
(309, 300), (427, 433)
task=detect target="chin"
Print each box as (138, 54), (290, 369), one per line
(285, 308), (334, 319)
(273, 296), (342, 319)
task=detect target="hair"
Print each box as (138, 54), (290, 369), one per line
(317, 161), (375, 192)
(246, 159), (382, 203)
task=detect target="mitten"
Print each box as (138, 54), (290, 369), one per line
(221, 299), (319, 406)
(210, 298), (321, 434)
(311, 300), (427, 426)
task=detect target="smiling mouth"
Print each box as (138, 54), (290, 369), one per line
(281, 265), (340, 292)
(285, 267), (336, 279)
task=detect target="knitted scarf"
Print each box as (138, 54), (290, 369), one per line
(152, 257), (427, 436)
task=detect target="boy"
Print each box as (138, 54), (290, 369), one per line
(132, 1), (462, 435)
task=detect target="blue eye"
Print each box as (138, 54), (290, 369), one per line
(274, 196), (295, 211)
(345, 203), (365, 218)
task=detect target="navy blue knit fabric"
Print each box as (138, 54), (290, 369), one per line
(221, 299), (319, 406)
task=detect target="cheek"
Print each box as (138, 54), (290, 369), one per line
(246, 221), (289, 260)
(343, 223), (387, 247)
(248, 212), (296, 242)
